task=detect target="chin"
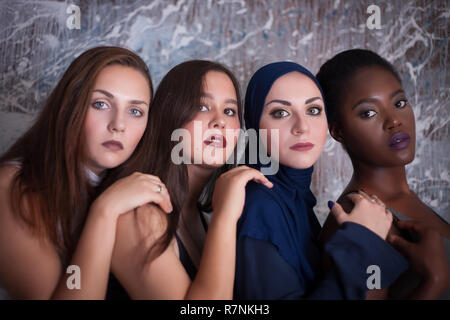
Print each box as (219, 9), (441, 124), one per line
(202, 157), (227, 168)
(97, 157), (126, 170)
(280, 158), (315, 169)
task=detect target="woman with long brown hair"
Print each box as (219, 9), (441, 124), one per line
(0, 46), (172, 299)
(104, 60), (272, 299)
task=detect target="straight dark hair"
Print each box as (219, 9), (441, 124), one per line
(99, 60), (243, 261)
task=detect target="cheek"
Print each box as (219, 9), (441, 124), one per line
(312, 118), (328, 145)
(83, 113), (102, 145)
(128, 120), (147, 147)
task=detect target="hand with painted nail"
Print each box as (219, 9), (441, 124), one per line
(212, 165), (273, 222)
(387, 220), (449, 299)
(328, 190), (393, 240)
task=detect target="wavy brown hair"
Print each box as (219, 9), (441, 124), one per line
(0, 46), (153, 265)
(100, 60), (243, 261)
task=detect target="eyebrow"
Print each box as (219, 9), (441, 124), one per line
(351, 89), (405, 110)
(201, 93), (238, 105)
(93, 89), (149, 107)
(265, 96), (322, 107)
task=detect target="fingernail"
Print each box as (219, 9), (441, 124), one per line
(327, 201), (334, 209)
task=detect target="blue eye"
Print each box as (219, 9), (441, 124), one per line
(270, 109), (290, 118)
(360, 110), (377, 118)
(395, 99), (408, 109)
(92, 101), (108, 109)
(307, 106), (322, 116)
(130, 108), (143, 117)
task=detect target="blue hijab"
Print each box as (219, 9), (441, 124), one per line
(239, 61), (325, 284)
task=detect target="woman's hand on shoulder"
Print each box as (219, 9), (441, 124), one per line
(387, 220), (449, 299)
(90, 172), (173, 222)
(329, 190), (393, 240)
(212, 165), (273, 222)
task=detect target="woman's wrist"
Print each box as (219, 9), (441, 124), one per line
(88, 199), (117, 224)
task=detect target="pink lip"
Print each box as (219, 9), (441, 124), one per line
(102, 140), (124, 151)
(204, 135), (227, 148)
(290, 142), (314, 152)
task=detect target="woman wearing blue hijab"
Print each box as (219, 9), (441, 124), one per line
(234, 62), (409, 299)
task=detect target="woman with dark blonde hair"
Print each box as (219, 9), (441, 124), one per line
(0, 46), (172, 299)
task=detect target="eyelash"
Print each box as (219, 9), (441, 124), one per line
(395, 99), (408, 109)
(270, 109), (290, 118)
(270, 106), (322, 118)
(359, 110), (377, 118)
(200, 105), (237, 116)
(91, 101), (144, 118)
(307, 106), (322, 115)
(92, 101), (108, 110)
(359, 99), (408, 119)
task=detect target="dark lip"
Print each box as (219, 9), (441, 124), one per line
(102, 140), (124, 150)
(389, 132), (410, 150)
(290, 142), (314, 150)
(203, 135), (227, 148)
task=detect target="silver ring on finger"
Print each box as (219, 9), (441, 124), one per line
(369, 195), (377, 203)
(371, 195), (385, 208)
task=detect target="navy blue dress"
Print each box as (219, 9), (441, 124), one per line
(234, 165), (409, 300)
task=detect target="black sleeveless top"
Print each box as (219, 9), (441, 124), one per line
(106, 210), (209, 300)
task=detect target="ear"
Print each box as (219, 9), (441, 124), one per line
(329, 122), (345, 144)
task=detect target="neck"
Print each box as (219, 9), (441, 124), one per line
(85, 163), (106, 177)
(349, 160), (411, 201)
(183, 164), (214, 217)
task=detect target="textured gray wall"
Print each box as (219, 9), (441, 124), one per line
(0, 0), (448, 224)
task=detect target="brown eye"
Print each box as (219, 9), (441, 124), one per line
(360, 110), (377, 118)
(395, 99), (408, 109)
(224, 108), (236, 116)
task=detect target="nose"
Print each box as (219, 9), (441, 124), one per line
(384, 109), (402, 130)
(291, 114), (309, 135)
(210, 111), (226, 129)
(108, 110), (126, 133)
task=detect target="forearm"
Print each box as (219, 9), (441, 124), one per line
(185, 213), (237, 300)
(51, 209), (117, 299)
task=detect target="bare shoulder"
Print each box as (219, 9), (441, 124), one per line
(0, 166), (61, 299)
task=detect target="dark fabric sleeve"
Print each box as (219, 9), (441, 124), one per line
(319, 222), (410, 299)
(234, 222), (409, 300)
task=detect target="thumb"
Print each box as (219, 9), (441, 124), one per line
(387, 234), (414, 258)
(328, 201), (347, 225)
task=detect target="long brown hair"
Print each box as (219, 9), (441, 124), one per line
(0, 46), (153, 264)
(100, 60), (243, 260)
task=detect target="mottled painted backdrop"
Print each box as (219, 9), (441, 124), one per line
(0, 0), (449, 224)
